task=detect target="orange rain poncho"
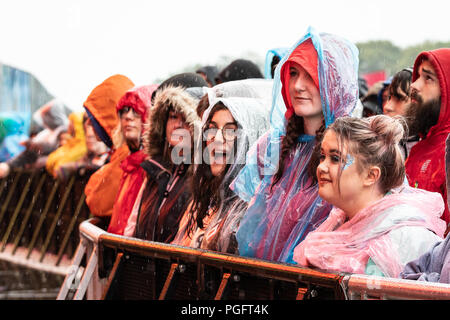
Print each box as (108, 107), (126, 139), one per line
(83, 74), (134, 217)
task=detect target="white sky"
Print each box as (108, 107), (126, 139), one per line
(0, 0), (449, 110)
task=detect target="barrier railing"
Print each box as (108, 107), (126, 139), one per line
(58, 218), (450, 300)
(0, 168), (93, 275)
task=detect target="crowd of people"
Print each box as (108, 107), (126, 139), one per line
(0, 27), (449, 285)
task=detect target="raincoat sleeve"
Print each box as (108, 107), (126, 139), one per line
(84, 144), (129, 217)
(401, 235), (450, 283)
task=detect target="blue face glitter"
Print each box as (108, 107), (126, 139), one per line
(343, 153), (354, 171)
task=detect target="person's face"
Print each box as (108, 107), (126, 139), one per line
(204, 109), (238, 177)
(166, 110), (190, 148)
(119, 106), (143, 147)
(85, 122), (108, 154)
(410, 60), (441, 105)
(383, 88), (411, 117)
(316, 130), (365, 209)
(288, 62), (322, 120)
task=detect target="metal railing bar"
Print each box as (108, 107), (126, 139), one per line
(55, 193), (86, 266)
(158, 263), (179, 300)
(57, 238), (88, 300)
(0, 170), (23, 226)
(26, 179), (60, 259)
(73, 245), (98, 300)
(100, 253), (123, 300)
(1, 171), (36, 251)
(11, 174), (47, 255)
(39, 176), (75, 262)
(214, 272), (231, 300)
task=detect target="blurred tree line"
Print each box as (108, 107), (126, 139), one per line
(155, 39), (450, 82)
(357, 40), (450, 76)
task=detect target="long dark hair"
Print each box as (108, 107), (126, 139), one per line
(187, 103), (236, 235)
(271, 114), (325, 190)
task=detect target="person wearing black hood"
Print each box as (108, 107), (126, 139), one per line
(196, 66), (219, 87)
(215, 59), (263, 84)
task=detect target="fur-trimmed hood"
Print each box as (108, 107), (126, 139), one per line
(143, 85), (200, 159)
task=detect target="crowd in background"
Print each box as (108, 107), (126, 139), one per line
(0, 27), (449, 285)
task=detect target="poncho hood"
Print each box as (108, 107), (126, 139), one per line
(116, 84), (158, 123)
(83, 74), (135, 147)
(144, 86), (200, 159)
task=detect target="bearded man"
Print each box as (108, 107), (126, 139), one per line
(405, 48), (450, 231)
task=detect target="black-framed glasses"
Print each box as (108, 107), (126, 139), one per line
(203, 125), (240, 142)
(118, 106), (139, 119)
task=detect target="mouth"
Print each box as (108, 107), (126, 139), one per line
(318, 177), (332, 185)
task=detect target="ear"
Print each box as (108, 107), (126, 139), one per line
(363, 165), (381, 187)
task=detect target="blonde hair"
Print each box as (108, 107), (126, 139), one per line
(326, 115), (407, 194)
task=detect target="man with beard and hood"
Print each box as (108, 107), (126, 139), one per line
(404, 48), (450, 230)
(83, 74), (135, 218)
(106, 84), (158, 235)
(233, 27), (359, 263)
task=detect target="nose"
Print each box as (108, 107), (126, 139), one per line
(293, 73), (307, 92)
(410, 77), (421, 93)
(317, 158), (329, 174)
(213, 128), (225, 143)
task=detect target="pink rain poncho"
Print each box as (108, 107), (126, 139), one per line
(233, 27), (359, 263)
(293, 186), (445, 278)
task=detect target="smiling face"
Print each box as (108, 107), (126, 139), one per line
(204, 107), (238, 177)
(316, 130), (365, 210)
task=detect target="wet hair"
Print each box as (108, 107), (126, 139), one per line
(271, 114), (325, 190)
(196, 94), (210, 118)
(388, 68), (413, 102)
(314, 115), (407, 194)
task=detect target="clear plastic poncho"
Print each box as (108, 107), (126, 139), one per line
(293, 186), (445, 278)
(233, 27), (359, 263)
(175, 79), (273, 252)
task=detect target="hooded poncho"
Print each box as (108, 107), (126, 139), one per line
(132, 86), (200, 243)
(83, 75), (135, 217)
(171, 79), (272, 252)
(264, 47), (289, 79)
(0, 112), (29, 162)
(293, 187), (445, 278)
(107, 85), (158, 235)
(405, 48), (450, 227)
(233, 27), (359, 263)
(46, 111), (87, 177)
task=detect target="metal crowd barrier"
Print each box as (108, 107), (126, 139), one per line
(0, 168), (92, 275)
(58, 218), (450, 300)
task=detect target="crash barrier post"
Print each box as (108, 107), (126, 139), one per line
(59, 218), (450, 300)
(0, 168), (92, 275)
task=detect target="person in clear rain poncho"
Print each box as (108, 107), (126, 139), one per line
(233, 27), (359, 263)
(171, 78), (272, 253)
(293, 116), (445, 277)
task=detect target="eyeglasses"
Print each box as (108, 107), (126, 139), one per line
(119, 106), (139, 119)
(203, 125), (240, 142)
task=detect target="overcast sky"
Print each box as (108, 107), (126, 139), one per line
(0, 0), (449, 110)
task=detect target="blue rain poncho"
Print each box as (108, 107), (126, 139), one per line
(0, 112), (29, 162)
(233, 27), (359, 263)
(264, 47), (289, 79)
